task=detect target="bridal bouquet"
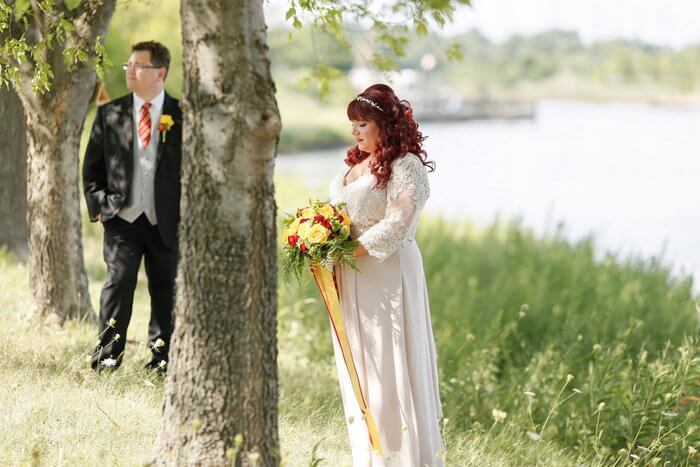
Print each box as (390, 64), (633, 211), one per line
(281, 200), (358, 280)
(280, 200), (382, 453)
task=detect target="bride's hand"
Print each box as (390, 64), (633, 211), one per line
(353, 244), (368, 257)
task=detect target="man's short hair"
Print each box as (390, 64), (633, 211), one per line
(131, 41), (171, 77)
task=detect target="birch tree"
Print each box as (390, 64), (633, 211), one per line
(1, 0), (116, 323)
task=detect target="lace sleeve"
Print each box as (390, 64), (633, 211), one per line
(357, 154), (430, 262)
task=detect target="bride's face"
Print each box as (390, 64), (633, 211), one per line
(351, 119), (380, 154)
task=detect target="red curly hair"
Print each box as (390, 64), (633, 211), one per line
(346, 83), (434, 188)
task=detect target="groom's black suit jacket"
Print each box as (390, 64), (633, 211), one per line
(83, 92), (182, 250)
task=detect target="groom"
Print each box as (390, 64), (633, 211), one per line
(83, 41), (181, 372)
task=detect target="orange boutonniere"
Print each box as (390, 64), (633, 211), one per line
(158, 114), (175, 142)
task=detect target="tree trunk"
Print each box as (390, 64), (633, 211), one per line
(0, 86), (28, 257)
(18, 83), (93, 324)
(14, 0), (117, 324)
(156, 0), (281, 465)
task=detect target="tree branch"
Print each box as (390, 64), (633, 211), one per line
(70, 0), (116, 42)
(29, 0), (46, 40)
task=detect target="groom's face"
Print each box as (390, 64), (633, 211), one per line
(125, 50), (165, 97)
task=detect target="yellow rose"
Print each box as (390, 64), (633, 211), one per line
(159, 114), (175, 130)
(286, 217), (302, 236)
(301, 207), (316, 218)
(297, 221), (312, 240)
(306, 224), (329, 244)
(158, 115), (176, 143)
(318, 204), (335, 219)
(339, 210), (351, 227)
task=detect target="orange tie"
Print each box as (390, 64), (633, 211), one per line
(138, 102), (152, 147)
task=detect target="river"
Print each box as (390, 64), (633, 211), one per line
(276, 100), (700, 291)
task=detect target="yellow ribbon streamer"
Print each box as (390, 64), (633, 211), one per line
(310, 262), (383, 456)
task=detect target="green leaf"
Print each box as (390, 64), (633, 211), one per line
(59, 18), (74, 35)
(30, 61), (54, 95)
(62, 46), (74, 68)
(76, 48), (88, 63)
(371, 52), (397, 72)
(445, 42), (463, 61)
(285, 7), (296, 21)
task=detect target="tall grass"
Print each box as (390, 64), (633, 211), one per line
(1, 176), (698, 464)
(279, 216), (699, 465)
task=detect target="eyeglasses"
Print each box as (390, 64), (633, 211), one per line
(122, 62), (160, 71)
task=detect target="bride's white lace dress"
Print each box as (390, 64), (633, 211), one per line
(328, 153), (444, 466)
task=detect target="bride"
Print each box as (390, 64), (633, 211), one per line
(328, 83), (444, 466)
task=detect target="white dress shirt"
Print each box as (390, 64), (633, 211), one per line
(117, 90), (165, 224)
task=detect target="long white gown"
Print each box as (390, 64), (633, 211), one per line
(328, 153), (444, 466)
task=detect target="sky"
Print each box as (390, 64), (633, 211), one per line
(265, 0), (700, 49)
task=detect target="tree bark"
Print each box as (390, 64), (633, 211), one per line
(0, 86), (28, 257)
(19, 87), (93, 323)
(13, 0), (117, 324)
(156, 0), (281, 465)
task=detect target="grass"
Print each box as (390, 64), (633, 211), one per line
(0, 253), (575, 466)
(1, 177), (699, 465)
(278, 217), (700, 464)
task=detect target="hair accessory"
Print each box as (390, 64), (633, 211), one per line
(355, 96), (384, 112)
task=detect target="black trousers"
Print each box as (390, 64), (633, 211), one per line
(91, 213), (177, 371)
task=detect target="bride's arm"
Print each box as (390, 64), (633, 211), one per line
(355, 155), (430, 262)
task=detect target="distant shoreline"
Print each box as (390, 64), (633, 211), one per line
(278, 95), (700, 154)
